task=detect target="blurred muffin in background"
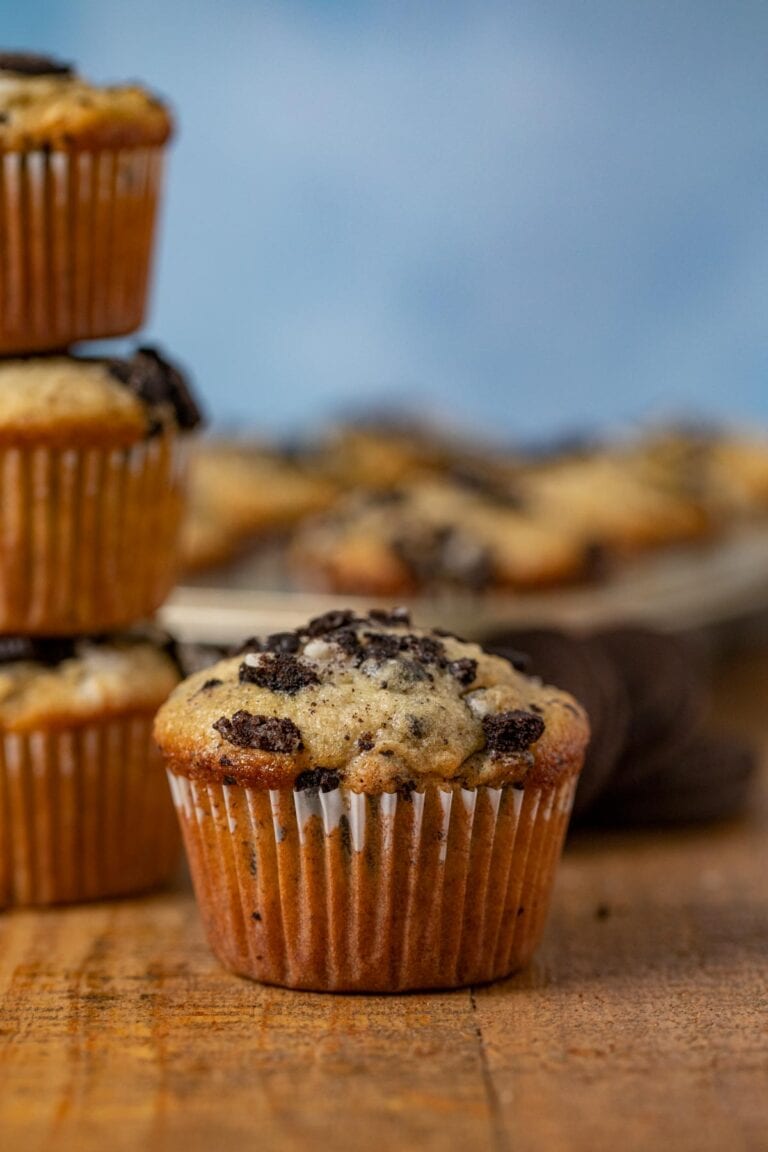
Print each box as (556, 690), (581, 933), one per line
(520, 448), (715, 554)
(180, 440), (338, 573)
(314, 418), (523, 491)
(629, 425), (768, 521)
(0, 51), (173, 353)
(290, 476), (592, 595)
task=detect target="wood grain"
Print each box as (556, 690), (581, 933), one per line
(1, 650), (767, 1152)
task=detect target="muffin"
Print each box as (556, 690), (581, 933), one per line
(315, 419), (503, 490)
(521, 449), (713, 554)
(0, 51), (172, 353)
(180, 440), (337, 573)
(290, 478), (592, 596)
(0, 630), (181, 906)
(155, 608), (589, 991)
(0, 345), (202, 633)
(630, 425), (768, 521)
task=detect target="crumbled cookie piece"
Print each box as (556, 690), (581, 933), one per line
(447, 658), (477, 687)
(239, 653), (320, 695)
(213, 711), (304, 752)
(483, 710), (545, 754)
(294, 768), (341, 793)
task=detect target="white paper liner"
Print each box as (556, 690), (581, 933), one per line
(0, 432), (186, 633)
(0, 714), (180, 906)
(169, 774), (579, 992)
(0, 146), (164, 353)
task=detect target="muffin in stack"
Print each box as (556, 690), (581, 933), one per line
(0, 51), (202, 906)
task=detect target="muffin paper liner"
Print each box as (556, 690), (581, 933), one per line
(0, 145), (164, 353)
(0, 433), (186, 633)
(168, 773), (579, 992)
(0, 713), (180, 907)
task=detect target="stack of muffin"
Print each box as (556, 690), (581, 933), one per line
(0, 52), (202, 905)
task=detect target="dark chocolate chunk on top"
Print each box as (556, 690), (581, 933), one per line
(305, 609), (361, 637)
(106, 346), (203, 432)
(447, 657), (477, 686)
(239, 653), (320, 694)
(0, 51), (73, 76)
(483, 710), (545, 754)
(213, 711), (304, 753)
(0, 636), (77, 666)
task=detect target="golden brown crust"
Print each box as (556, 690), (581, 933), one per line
(0, 71), (172, 151)
(0, 358), (147, 447)
(0, 352), (200, 447)
(154, 610), (589, 792)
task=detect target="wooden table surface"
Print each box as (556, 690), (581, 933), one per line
(1, 648), (767, 1152)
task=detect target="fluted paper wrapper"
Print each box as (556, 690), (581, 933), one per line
(0, 433), (186, 634)
(0, 714), (180, 907)
(169, 773), (579, 992)
(0, 146), (164, 354)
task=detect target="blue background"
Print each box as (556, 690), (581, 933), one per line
(4, 1), (767, 439)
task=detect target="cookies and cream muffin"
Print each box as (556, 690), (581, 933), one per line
(521, 450), (713, 553)
(0, 51), (173, 352)
(290, 478), (591, 596)
(0, 346), (202, 633)
(155, 607), (589, 991)
(629, 426), (768, 521)
(180, 440), (337, 573)
(0, 630), (182, 906)
(0, 51), (171, 150)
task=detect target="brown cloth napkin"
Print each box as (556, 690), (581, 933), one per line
(486, 626), (757, 827)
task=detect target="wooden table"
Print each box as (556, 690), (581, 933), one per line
(1, 649), (766, 1152)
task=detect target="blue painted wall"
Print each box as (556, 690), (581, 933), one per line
(4, 1), (767, 439)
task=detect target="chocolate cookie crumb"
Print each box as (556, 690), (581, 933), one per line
(407, 715), (429, 739)
(106, 346), (202, 432)
(357, 733), (375, 752)
(213, 711), (304, 752)
(401, 634), (447, 666)
(0, 51), (72, 76)
(294, 767), (341, 793)
(251, 911), (262, 922)
(239, 653), (320, 695)
(447, 657), (477, 686)
(263, 632), (301, 654)
(483, 710), (545, 754)
(0, 636), (77, 666)
(359, 632), (402, 663)
(368, 607), (411, 626)
(306, 609), (360, 637)
(334, 628), (362, 657)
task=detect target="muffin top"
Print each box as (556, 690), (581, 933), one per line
(0, 347), (203, 446)
(291, 478), (590, 595)
(0, 51), (172, 150)
(0, 633), (180, 731)
(154, 608), (589, 791)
